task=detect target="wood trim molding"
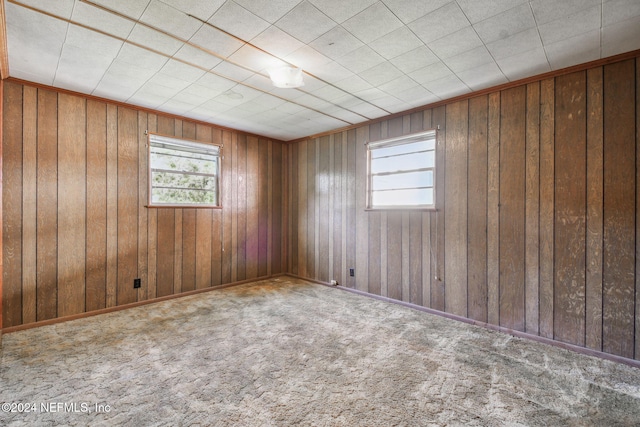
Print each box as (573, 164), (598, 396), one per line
(287, 48), (640, 144)
(0, 0), (8, 79)
(0, 79), (4, 331)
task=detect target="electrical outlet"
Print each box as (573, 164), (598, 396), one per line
(134, 278), (141, 289)
(330, 279), (338, 286)
(349, 268), (355, 277)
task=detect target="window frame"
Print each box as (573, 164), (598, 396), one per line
(147, 133), (223, 209)
(366, 129), (437, 211)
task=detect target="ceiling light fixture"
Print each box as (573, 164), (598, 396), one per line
(267, 67), (304, 88)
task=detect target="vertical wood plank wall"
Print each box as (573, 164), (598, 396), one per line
(287, 57), (640, 361)
(2, 80), (286, 328)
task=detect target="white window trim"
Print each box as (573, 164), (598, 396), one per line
(366, 129), (437, 211)
(147, 133), (223, 208)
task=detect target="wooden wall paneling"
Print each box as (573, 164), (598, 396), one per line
(116, 107), (138, 306)
(327, 135), (335, 281)
(340, 132), (348, 286)
(3, 81), (22, 326)
(279, 142), (287, 274)
(137, 111), (148, 301)
(245, 136), (259, 280)
(258, 138), (269, 277)
(386, 210), (403, 300)
(401, 212), (410, 302)
(554, 71), (587, 346)
(195, 125), (213, 289)
(21, 85), (36, 323)
(330, 133), (346, 284)
(272, 142), (283, 275)
(173, 202), (183, 294)
(431, 106), (446, 311)
(307, 139), (317, 280)
(105, 104), (118, 308)
(156, 208), (175, 297)
(267, 140), (273, 276)
(147, 114), (158, 299)
(486, 93), (500, 325)
(318, 136), (330, 282)
(525, 82), (541, 335)
(444, 100), (469, 317)
(297, 140), (307, 278)
(221, 130), (233, 283)
(421, 109), (433, 308)
(314, 141), (320, 279)
(367, 125), (381, 295)
(345, 130), (356, 288)
(57, 94), (87, 316)
(355, 126), (369, 292)
(539, 78), (555, 338)
(499, 86), (526, 332)
(467, 96), (488, 322)
(210, 127), (222, 286)
(289, 141), (298, 275)
(0, 80), (3, 331)
(409, 212), (422, 305)
(378, 121), (388, 298)
(237, 134), (247, 281)
(636, 57), (640, 360)
(409, 111), (424, 306)
(230, 133), (238, 282)
(602, 60), (636, 359)
(182, 209), (196, 292)
(86, 100), (108, 312)
(586, 67), (604, 351)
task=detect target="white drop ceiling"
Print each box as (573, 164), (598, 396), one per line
(4, 0), (640, 141)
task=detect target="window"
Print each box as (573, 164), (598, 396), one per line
(148, 134), (221, 207)
(366, 129), (436, 209)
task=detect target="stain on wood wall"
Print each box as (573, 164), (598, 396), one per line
(287, 57), (640, 361)
(2, 80), (286, 328)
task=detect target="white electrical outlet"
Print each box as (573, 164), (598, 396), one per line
(330, 280), (337, 286)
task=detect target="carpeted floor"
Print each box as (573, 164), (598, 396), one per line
(1, 276), (639, 426)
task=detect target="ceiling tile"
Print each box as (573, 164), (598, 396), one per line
(158, 0), (226, 21)
(457, 61), (507, 90)
(378, 75), (419, 95)
(336, 45), (386, 74)
(486, 28), (543, 60)
(243, 73), (278, 92)
(382, 0), (451, 24)
(90, 0), (151, 20)
(474, 3), (536, 44)
(311, 84), (350, 102)
(93, 76), (139, 101)
(233, 0), (302, 23)
(251, 26), (306, 58)
(212, 61), (255, 82)
(208, 1), (270, 41)
(603, 0), (640, 26)
(170, 90), (211, 107)
(188, 74), (237, 97)
(308, 0), (377, 23)
(408, 61), (451, 86)
(174, 44), (223, 70)
(422, 74), (469, 99)
(602, 15), (640, 57)
(71, 1), (136, 39)
(158, 98), (194, 114)
(276, 1), (337, 44)
(390, 45), (439, 73)
(428, 26), (483, 59)
(530, 0), (601, 25)
(538, 5), (601, 46)
(189, 25), (244, 58)
(127, 23), (183, 56)
(284, 45), (333, 70)
(359, 62), (404, 87)
(457, 0), (528, 24)
(368, 26), (424, 60)
(310, 26), (364, 59)
(334, 75), (374, 92)
(545, 29), (600, 70)
(444, 45), (494, 73)
(17, 0), (75, 19)
(496, 47), (550, 80)
(395, 84), (434, 103)
(140, 0), (202, 40)
(101, 60), (157, 89)
(116, 44), (168, 71)
(127, 90), (166, 109)
(147, 73), (191, 93)
(311, 61), (355, 83)
(342, 2), (403, 44)
(408, 2), (470, 44)
(227, 45), (285, 73)
(160, 59), (207, 83)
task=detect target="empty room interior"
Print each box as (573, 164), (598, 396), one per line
(2, 0), (640, 425)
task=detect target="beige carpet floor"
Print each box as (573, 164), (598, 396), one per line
(1, 276), (640, 426)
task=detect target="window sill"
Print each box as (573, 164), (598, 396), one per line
(365, 207), (438, 212)
(145, 205), (223, 209)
